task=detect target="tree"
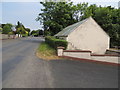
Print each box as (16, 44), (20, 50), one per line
(25, 28), (31, 36)
(39, 30), (44, 35)
(109, 8), (120, 47)
(0, 28), (2, 33)
(2, 23), (13, 34)
(15, 21), (27, 37)
(37, 1), (78, 36)
(30, 30), (38, 36)
(0, 28), (2, 31)
(15, 21), (22, 37)
(1, 24), (6, 28)
(81, 4), (97, 20)
(73, 3), (88, 21)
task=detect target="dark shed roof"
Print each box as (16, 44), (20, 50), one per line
(54, 18), (88, 37)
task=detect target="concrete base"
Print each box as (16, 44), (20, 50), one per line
(57, 47), (119, 65)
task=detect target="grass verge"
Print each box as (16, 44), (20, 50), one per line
(36, 42), (60, 60)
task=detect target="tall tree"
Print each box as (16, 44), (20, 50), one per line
(81, 4), (97, 20)
(37, 1), (78, 36)
(15, 21), (27, 37)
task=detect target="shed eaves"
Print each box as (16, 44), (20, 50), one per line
(54, 18), (88, 37)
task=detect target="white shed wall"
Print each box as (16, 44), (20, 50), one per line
(67, 17), (110, 54)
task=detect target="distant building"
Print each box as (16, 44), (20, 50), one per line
(55, 17), (110, 54)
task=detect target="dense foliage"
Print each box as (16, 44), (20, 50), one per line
(15, 21), (30, 37)
(37, 1), (120, 47)
(1, 21), (31, 37)
(31, 30), (38, 36)
(0, 28), (2, 33)
(2, 23), (13, 34)
(30, 29), (44, 36)
(45, 36), (68, 49)
(0, 24), (2, 33)
(36, 2), (78, 36)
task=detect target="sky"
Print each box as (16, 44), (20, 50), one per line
(1, 2), (42, 30)
(0, 0), (119, 30)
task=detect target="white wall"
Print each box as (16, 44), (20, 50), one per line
(64, 51), (91, 59)
(67, 17), (110, 54)
(91, 56), (119, 64)
(57, 48), (119, 64)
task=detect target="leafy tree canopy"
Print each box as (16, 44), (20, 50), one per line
(2, 23), (13, 34)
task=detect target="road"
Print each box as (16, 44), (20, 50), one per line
(2, 37), (119, 88)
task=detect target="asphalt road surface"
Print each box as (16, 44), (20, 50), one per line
(2, 37), (119, 88)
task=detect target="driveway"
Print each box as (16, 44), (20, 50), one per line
(2, 37), (119, 88)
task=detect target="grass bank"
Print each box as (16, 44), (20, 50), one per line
(36, 42), (60, 60)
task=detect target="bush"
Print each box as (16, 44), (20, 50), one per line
(22, 34), (28, 37)
(45, 36), (68, 49)
(2, 24), (12, 34)
(8, 31), (14, 35)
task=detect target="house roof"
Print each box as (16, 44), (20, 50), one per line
(54, 18), (89, 37)
(55, 17), (110, 37)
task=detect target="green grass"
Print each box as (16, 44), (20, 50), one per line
(38, 42), (56, 56)
(37, 42), (60, 60)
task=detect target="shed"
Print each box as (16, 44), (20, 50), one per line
(55, 17), (110, 54)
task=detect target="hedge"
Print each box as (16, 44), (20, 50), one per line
(45, 36), (68, 49)
(22, 34), (28, 37)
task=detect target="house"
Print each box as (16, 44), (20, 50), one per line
(55, 17), (110, 54)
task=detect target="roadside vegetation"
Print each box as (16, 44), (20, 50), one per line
(36, 36), (67, 60)
(45, 36), (68, 49)
(0, 27), (2, 34)
(36, 42), (60, 60)
(30, 29), (44, 37)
